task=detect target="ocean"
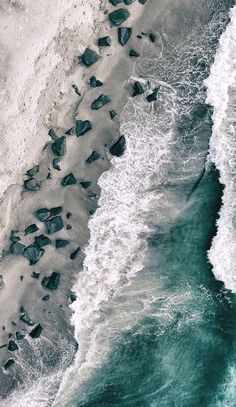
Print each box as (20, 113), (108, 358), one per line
(1, 0), (236, 406)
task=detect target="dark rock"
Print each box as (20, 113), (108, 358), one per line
(51, 136), (66, 156)
(20, 306), (25, 313)
(124, 0), (134, 4)
(89, 76), (103, 88)
(16, 332), (25, 341)
(110, 135), (126, 157)
(146, 87), (159, 102)
(42, 272), (60, 290)
(66, 212), (72, 219)
(35, 208), (51, 222)
(110, 110), (117, 119)
(72, 84), (81, 96)
(61, 173), (77, 186)
(50, 206), (63, 217)
(48, 128), (58, 140)
(25, 224), (39, 235)
(20, 276), (24, 281)
(133, 81), (145, 96)
(55, 239), (70, 249)
(35, 235), (51, 247)
(80, 181), (91, 189)
(8, 340), (18, 352)
(67, 225), (72, 230)
(0, 344), (7, 349)
(130, 49), (140, 57)
(76, 120), (92, 136)
(4, 359), (15, 369)
(26, 165), (39, 177)
(109, 8), (130, 26)
(65, 128), (73, 135)
(137, 34), (142, 39)
(20, 313), (35, 326)
(91, 94), (111, 110)
(98, 36), (111, 47)
(86, 151), (101, 164)
(138, 0), (147, 3)
(118, 27), (132, 45)
(68, 293), (77, 303)
(10, 230), (20, 242)
(24, 178), (41, 191)
(81, 48), (100, 67)
(109, 0), (122, 5)
(11, 321), (17, 326)
(23, 244), (45, 265)
(29, 323), (43, 339)
(42, 295), (49, 301)
(53, 158), (61, 171)
(88, 191), (97, 198)
(10, 242), (25, 255)
(149, 32), (156, 43)
(70, 247), (80, 260)
(45, 216), (63, 234)
(31, 272), (40, 279)
(47, 172), (52, 180)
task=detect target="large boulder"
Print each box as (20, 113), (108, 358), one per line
(109, 0), (122, 5)
(55, 239), (70, 249)
(10, 242), (25, 255)
(25, 224), (39, 235)
(29, 323), (43, 339)
(130, 49), (140, 57)
(89, 76), (103, 88)
(35, 235), (51, 247)
(86, 151), (101, 164)
(118, 27), (132, 45)
(45, 216), (63, 234)
(146, 87), (159, 102)
(132, 81), (145, 97)
(26, 165), (39, 177)
(20, 313), (35, 326)
(4, 359), (15, 369)
(61, 173), (77, 187)
(81, 48), (100, 67)
(80, 181), (91, 189)
(91, 94), (111, 110)
(15, 332), (25, 341)
(42, 272), (60, 290)
(51, 136), (66, 156)
(76, 120), (92, 136)
(98, 36), (111, 47)
(110, 136), (126, 157)
(23, 244), (45, 265)
(138, 0), (147, 3)
(24, 178), (41, 191)
(35, 206), (62, 222)
(124, 0), (134, 3)
(109, 9), (130, 26)
(8, 340), (19, 352)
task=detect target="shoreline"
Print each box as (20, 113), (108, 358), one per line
(0, 0), (159, 402)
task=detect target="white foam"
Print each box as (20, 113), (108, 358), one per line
(205, 5), (236, 292)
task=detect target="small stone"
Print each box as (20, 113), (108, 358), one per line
(8, 340), (19, 352)
(110, 110), (117, 120)
(124, 0), (134, 4)
(118, 27), (132, 46)
(23, 244), (45, 265)
(4, 359), (15, 369)
(20, 313), (35, 326)
(70, 247), (81, 260)
(109, 8), (130, 26)
(129, 49), (140, 57)
(138, 0), (147, 3)
(16, 332), (25, 341)
(146, 87), (159, 102)
(68, 293), (77, 304)
(91, 94), (111, 110)
(66, 212), (72, 219)
(61, 173), (77, 187)
(67, 225), (72, 230)
(109, 0), (122, 5)
(47, 172), (51, 180)
(42, 295), (50, 301)
(89, 76), (103, 88)
(26, 165), (39, 177)
(25, 224), (39, 235)
(65, 128), (73, 135)
(110, 136), (126, 157)
(51, 136), (66, 156)
(81, 48), (100, 67)
(31, 272), (40, 279)
(48, 129), (58, 140)
(24, 178), (41, 191)
(72, 84), (81, 96)
(20, 276), (24, 281)
(35, 235), (51, 247)
(10, 242), (25, 255)
(80, 181), (91, 189)
(133, 81), (145, 96)
(76, 120), (92, 136)
(86, 151), (101, 164)
(53, 158), (61, 171)
(137, 34), (142, 39)
(11, 321), (17, 326)
(45, 216), (63, 235)
(98, 36), (111, 47)
(149, 32), (156, 43)
(29, 323), (43, 339)
(42, 272), (60, 290)
(55, 239), (70, 249)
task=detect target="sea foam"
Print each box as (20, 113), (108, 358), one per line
(205, 5), (236, 292)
